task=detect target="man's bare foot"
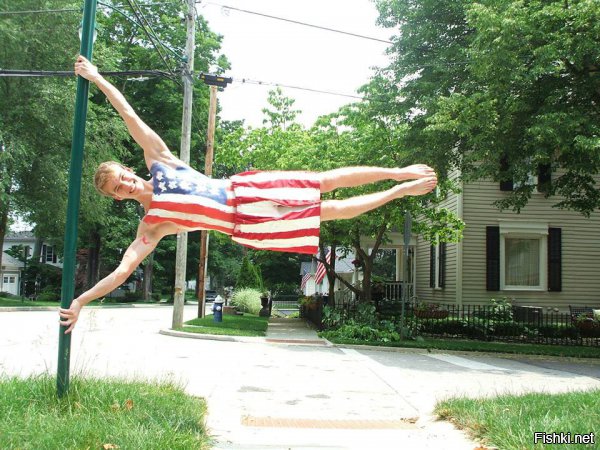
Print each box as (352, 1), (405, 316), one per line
(395, 164), (436, 181)
(394, 176), (437, 198)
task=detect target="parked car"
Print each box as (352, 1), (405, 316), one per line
(205, 290), (218, 302)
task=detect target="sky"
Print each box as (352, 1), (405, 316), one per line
(196, 0), (393, 128)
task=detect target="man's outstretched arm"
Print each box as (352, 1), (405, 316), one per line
(74, 55), (172, 168)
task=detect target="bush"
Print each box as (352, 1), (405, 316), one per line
(230, 288), (262, 315)
(236, 256), (263, 290)
(36, 288), (60, 302)
(123, 291), (143, 302)
(420, 318), (467, 335)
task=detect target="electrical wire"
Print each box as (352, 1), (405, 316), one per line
(0, 69), (174, 78)
(201, 1), (393, 45)
(0, 8), (80, 15)
(232, 77), (365, 101)
(123, 0), (181, 82)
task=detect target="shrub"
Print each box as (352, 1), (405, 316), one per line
(123, 291), (143, 302)
(36, 287), (60, 302)
(490, 321), (526, 337)
(230, 288), (262, 315)
(236, 256), (263, 290)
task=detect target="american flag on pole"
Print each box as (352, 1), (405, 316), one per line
(315, 248), (331, 284)
(300, 269), (312, 291)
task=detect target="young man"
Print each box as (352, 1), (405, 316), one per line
(59, 56), (437, 333)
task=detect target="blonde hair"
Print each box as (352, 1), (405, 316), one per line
(94, 161), (129, 196)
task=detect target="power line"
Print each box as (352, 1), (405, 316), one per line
(232, 77), (365, 101)
(0, 69), (174, 78)
(123, 0), (182, 82)
(0, 8), (80, 15)
(201, 1), (393, 45)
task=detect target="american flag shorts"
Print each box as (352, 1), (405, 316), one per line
(230, 171), (321, 254)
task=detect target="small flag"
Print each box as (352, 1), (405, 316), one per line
(315, 249), (331, 284)
(300, 270), (312, 291)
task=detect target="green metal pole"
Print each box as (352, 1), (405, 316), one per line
(57, 0), (97, 398)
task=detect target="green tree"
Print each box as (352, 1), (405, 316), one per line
(375, 0), (600, 215)
(236, 255), (262, 290)
(217, 89), (463, 302)
(261, 87), (301, 131)
(0, 1), (230, 299)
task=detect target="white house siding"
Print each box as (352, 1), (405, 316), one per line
(416, 180), (461, 304)
(461, 179), (600, 310)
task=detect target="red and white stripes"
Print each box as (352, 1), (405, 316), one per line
(230, 171), (321, 254)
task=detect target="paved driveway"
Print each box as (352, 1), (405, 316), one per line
(1, 306), (599, 449)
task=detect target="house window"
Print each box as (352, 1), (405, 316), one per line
(42, 245), (58, 263)
(499, 223), (547, 291)
(3, 276), (16, 284)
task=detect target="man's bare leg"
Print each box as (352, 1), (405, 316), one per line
(319, 164), (435, 193)
(320, 177), (437, 221)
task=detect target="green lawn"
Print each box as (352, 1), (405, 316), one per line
(178, 314), (269, 337)
(321, 335), (600, 359)
(0, 375), (209, 450)
(436, 390), (600, 450)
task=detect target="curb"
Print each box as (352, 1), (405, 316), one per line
(159, 328), (263, 343)
(159, 328), (333, 347)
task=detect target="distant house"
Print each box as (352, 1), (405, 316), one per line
(0, 231), (62, 296)
(300, 251), (356, 297)
(415, 171), (600, 311)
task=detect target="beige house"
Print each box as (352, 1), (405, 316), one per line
(415, 172), (600, 311)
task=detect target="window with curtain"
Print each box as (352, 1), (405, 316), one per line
(504, 238), (540, 286)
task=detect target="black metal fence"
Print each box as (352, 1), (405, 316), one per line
(310, 298), (600, 347)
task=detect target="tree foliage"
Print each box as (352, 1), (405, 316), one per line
(217, 88), (463, 302)
(375, 0), (600, 215)
(0, 0), (229, 295)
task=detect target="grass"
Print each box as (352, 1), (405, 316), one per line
(321, 335), (600, 358)
(0, 375), (210, 450)
(436, 390), (600, 449)
(0, 297), (60, 307)
(177, 314), (269, 337)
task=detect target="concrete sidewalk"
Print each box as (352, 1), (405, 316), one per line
(203, 317), (480, 450)
(264, 317), (330, 346)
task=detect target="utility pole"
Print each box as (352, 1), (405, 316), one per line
(172, 0), (195, 328)
(197, 73), (232, 318)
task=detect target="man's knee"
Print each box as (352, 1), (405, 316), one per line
(321, 200), (351, 221)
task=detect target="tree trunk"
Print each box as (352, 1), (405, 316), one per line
(87, 229), (101, 288)
(142, 251), (154, 301)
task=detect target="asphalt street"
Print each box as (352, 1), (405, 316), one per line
(1, 305), (599, 449)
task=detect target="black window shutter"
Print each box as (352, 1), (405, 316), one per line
(537, 164), (551, 194)
(439, 242), (446, 288)
(486, 226), (500, 291)
(499, 154), (514, 191)
(429, 245), (435, 288)
(548, 227), (562, 291)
